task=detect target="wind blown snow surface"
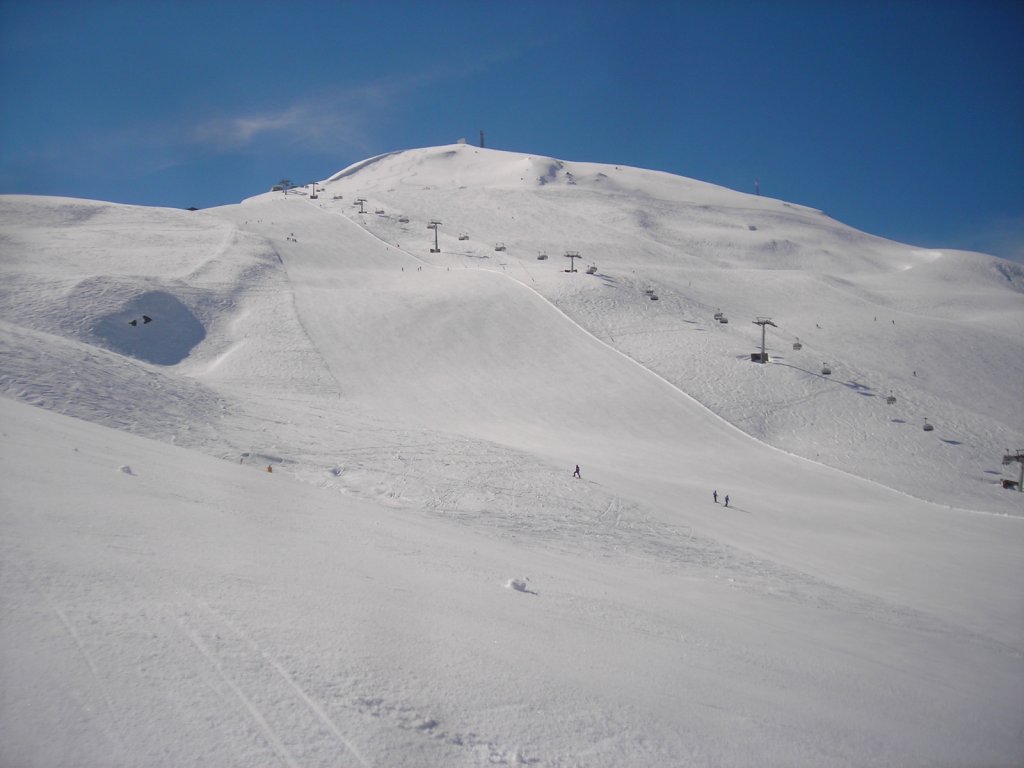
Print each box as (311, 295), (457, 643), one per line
(2, 144), (1023, 766)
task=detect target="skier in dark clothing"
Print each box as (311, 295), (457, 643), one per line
(573, 464), (581, 479)
(724, 494), (730, 508)
(713, 490), (718, 503)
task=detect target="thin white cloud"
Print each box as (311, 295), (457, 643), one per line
(187, 69), (441, 154)
(185, 46), (530, 154)
(190, 96), (371, 153)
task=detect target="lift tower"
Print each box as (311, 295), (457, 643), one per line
(752, 317), (777, 363)
(428, 220), (442, 253)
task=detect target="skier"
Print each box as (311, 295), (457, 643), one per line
(573, 464), (581, 479)
(724, 494), (730, 508)
(713, 490), (718, 503)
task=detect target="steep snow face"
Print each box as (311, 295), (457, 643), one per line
(269, 144), (1023, 514)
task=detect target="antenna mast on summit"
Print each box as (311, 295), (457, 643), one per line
(480, 130), (485, 148)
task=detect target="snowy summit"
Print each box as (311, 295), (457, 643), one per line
(2, 144), (1023, 766)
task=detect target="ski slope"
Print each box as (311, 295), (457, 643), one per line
(1, 144), (1023, 766)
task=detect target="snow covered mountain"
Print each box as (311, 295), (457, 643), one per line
(2, 144), (1023, 766)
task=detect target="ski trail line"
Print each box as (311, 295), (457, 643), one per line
(8, 557), (128, 756)
(191, 594), (371, 768)
(175, 614), (301, 768)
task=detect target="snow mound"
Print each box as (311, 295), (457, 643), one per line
(505, 577), (535, 594)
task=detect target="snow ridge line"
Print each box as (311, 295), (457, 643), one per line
(324, 150), (405, 185)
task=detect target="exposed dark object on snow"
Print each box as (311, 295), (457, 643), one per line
(1001, 479), (1020, 490)
(751, 352), (769, 362)
(142, 315), (152, 324)
(128, 319), (137, 326)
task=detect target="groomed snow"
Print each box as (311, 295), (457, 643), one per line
(1, 145), (1023, 766)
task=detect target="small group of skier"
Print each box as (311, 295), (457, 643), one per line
(572, 464), (732, 509)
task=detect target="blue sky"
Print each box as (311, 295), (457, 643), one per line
(1, 0), (1022, 260)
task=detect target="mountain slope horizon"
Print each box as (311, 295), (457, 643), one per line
(3, 143), (1023, 515)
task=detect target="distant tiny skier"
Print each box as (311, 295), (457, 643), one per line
(724, 494), (730, 508)
(573, 464), (581, 479)
(713, 490), (718, 503)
